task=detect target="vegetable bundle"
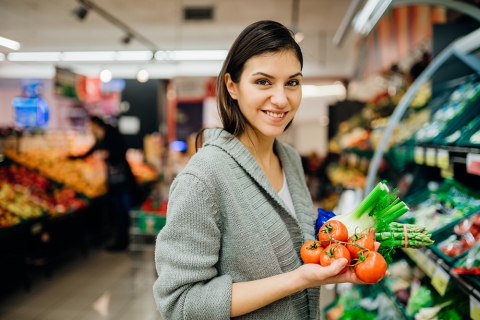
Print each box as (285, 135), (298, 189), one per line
(301, 182), (434, 283)
(325, 181), (434, 259)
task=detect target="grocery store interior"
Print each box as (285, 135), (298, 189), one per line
(1, 0), (480, 319)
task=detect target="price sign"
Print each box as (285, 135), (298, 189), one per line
(467, 153), (480, 176)
(437, 149), (449, 169)
(441, 165), (454, 179)
(414, 147), (424, 165)
(425, 148), (436, 166)
(425, 258), (437, 278)
(431, 265), (450, 296)
(471, 296), (480, 320)
(402, 248), (417, 263)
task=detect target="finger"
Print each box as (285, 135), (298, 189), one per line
(369, 228), (376, 241)
(323, 258), (348, 278)
(374, 241), (380, 251)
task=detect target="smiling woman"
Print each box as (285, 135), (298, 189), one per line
(153, 20), (370, 320)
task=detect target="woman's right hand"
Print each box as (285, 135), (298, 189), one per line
(296, 258), (367, 288)
(296, 229), (388, 288)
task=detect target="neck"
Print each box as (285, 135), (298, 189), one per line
(238, 128), (276, 167)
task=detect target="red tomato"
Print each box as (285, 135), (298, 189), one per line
(346, 232), (375, 259)
(300, 240), (323, 264)
(319, 243), (351, 274)
(354, 251), (387, 284)
(318, 220), (349, 247)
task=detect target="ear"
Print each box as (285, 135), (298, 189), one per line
(225, 73), (238, 100)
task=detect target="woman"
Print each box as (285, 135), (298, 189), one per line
(70, 116), (136, 252)
(153, 20), (380, 320)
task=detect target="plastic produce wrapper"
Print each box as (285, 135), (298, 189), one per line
(453, 236), (480, 275)
(316, 208), (336, 237)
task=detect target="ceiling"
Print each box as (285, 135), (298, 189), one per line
(0, 0), (359, 80)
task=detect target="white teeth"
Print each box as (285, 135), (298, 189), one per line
(266, 111), (285, 118)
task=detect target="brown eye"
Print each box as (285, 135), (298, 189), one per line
(287, 80), (299, 86)
(256, 79), (271, 86)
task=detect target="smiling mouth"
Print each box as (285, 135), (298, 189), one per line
(264, 111), (287, 118)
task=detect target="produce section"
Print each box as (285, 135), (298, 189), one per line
(324, 24), (480, 319)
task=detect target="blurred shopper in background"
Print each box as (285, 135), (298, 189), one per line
(153, 20), (378, 320)
(409, 52), (431, 81)
(70, 116), (136, 252)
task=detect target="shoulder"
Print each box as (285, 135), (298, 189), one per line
(174, 144), (232, 188)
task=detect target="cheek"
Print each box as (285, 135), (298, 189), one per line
(289, 91), (302, 111)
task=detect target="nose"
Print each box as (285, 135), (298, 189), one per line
(270, 86), (288, 108)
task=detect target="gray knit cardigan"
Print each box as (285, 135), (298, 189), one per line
(153, 128), (320, 320)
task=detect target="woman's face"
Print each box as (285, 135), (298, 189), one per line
(226, 50), (302, 140)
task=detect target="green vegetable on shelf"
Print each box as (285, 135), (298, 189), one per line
(338, 308), (376, 320)
(406, 284), (434, 316)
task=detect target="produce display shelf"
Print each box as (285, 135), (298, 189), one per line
(416, 143), (480, 155)
(401, 247), (480, 304)
(377, 280), (412, 320)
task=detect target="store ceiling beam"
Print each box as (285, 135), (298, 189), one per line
(332, 0), (363, 47)
(76, 0), (158, 52)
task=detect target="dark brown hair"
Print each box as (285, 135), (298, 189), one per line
(217, 20), (303, 137)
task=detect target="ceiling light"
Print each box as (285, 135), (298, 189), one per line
(353, 0), (392, 35)
(73, 5), (89, 20)
(0, 53), (5, 61)
(155, 50), (228, 61)
(63, 51), (116, 61)
(137, 69), (149, 83)
(8, 52), (61, 61)
(294, 32), (305, 43)
(100, 69), (112, 83)
(302, 84), (346, 98)
(0, 35), (21, 50)
(116, 51), (153, 61)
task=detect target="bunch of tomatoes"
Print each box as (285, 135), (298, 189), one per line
(300, 220), (387, 284)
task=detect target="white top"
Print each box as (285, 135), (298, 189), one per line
(277, 170), (297, 219)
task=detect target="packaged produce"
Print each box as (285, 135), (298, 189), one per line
(453, 233), (480, 275)
(401, 179), (480, 233)
(436, 213), (480, 258)
(415, 80), (480, 143)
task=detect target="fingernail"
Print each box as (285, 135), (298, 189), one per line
(337, 258), (347, 267)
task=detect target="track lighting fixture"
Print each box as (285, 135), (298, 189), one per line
(73, 5), (89, 20)
(121, 34), (133, 45)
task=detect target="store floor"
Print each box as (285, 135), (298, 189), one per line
(0, 248), (336, 320)
(0, 249), (161, 320)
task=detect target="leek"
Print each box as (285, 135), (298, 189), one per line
(327, 182), (408, 236)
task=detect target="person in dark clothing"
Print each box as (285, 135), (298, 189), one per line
(70, 116), (136, 252)
(409, 52), (431, 81)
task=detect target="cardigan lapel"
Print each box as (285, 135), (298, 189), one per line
(275, 141), (316, 243)
(203, 129), (313, 243)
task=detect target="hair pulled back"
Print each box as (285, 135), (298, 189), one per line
(216, 20), (303, 137)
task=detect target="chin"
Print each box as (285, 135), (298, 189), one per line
(259, 128), (287, 139)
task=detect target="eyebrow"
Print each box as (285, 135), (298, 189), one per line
(251, 72), (303, 79)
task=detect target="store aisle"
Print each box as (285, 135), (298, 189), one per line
(0, 247), (336, 320)
(0, 250), (162, 320)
